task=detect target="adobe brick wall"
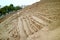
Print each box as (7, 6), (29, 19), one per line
(0, 0), (60, 40)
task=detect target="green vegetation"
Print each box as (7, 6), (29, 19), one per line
(0, 4), (22, 16)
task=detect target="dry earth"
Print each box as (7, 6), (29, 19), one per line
(0, 0), (60, 40)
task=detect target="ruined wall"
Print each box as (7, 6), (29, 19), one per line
(0, 0), (60, 40)
(0, 12), (20, 40)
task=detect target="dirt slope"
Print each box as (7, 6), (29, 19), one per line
(0, 0), (60, 40)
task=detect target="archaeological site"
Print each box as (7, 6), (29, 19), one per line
(0, 0), (60, 40)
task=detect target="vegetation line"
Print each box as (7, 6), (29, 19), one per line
(0, 4), (22, 18)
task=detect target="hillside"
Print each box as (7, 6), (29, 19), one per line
(0, 0), (60, 40)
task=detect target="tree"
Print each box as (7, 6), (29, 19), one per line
(8, 4), (15, 12)
(15, 6), (22, 11)
(0, 4), (22, 17)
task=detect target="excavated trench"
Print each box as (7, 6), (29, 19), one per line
(0, 0), (60, 40)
